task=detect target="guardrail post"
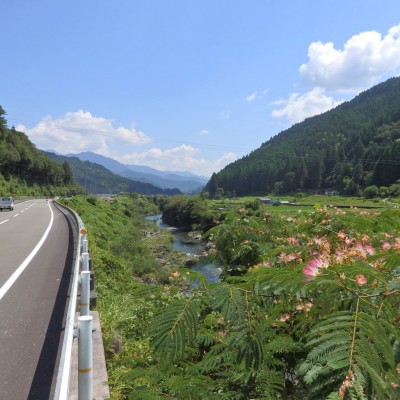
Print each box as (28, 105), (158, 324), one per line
(80, 271), (91, 316)
(81, 252), (89, 272)
(82, 237), (88, 254)
(78, 315), (93, 400)
(81, 229), (88, 253)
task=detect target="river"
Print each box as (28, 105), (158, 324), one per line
(145, 215), (221, 283)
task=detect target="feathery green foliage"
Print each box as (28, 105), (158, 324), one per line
(68, 193), (400, 399)
(148, 298), (199, 361)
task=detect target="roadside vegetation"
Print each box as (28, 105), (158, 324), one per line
(61, 193), (400, 399)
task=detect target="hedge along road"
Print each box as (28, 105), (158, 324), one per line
(0, 199), (75, 400)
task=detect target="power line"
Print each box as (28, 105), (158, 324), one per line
(251, 149), (400, 165)
(6, 117), (254, 153)
(7, 116), (400, 166)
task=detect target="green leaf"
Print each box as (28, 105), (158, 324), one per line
(147, 299), (198, 360)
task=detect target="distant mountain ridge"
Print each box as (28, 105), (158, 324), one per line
(67, 151), (208, 193)
(45, 152), (181, 196)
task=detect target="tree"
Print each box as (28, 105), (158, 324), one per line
(207, 173), (219, 198)
(62, 162), (73, 184)
(363, 185), (379, 198)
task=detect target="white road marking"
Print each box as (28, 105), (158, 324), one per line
(0, 202), (54, 301)
(13, 214), (19, 218)
(0, 220), (9, 225)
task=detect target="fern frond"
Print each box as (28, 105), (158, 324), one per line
(326, 392), (341, 400)
(192, 342), (235, 373)
(232, 321), (265, 369)
(265, 334), (302, 354)
(147, 298), (198, 360)
(128, 388), (161, 400)
(299, 308), (399, 399)
(178, 267), (210, 289)
(344, 380), (368, 400)
(306, 336), (350, 365)
(163, 374), (216, 398)
(247, 266), (308, 297)
(357, 312), (395, 368)
(210, 284), (246, 321)
(194, 331), (216, 348)
(255, 369), (285, 399)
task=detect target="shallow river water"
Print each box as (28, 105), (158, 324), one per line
(145, 215), (221, 283)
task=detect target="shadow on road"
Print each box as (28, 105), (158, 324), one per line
(28, 213), (76, 399)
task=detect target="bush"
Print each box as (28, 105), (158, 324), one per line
(363, 185), (379, 198)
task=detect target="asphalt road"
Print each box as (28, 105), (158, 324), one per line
(0, 200), (75, 400)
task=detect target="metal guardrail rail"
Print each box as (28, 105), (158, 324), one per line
(53, 202), (91, 400)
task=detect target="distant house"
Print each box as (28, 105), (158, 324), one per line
(258, 197), (272, 204)
(324, 190), (338, 196)
(257, 198), (296, 206)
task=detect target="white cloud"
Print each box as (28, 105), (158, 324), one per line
(300, 24), (400, 92)
(245, 91), (258, 102)
(16, 110), (152, 155)
(15, 110), (236, 176)
(118, 145), (237, 176)
(220, 110), (230, 119)
(272, 24), (400, 125)
(199, 129), (209, 136)
(271, 87), (343, 124)
(245, 89), (269, 102)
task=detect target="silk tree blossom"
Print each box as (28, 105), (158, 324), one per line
(361, 235), (370, 243)
(303, 257), (329, 279)
(343, 237), (355, 248)
(278, 252), (298, 263)
(334, 207), (346, 216)
(295, 303), (304, 311)
(334, 250), (346, 263)
(355, 274), (367, 286)
(380, 237), (400, 251)
(279, 313), (292, 322)
(354, 242), (376, 258)
(310, 236), (331, 252)
(337, 231), (348, 241)
(287, 236), (299, 245)
(304, 302), (313, 312)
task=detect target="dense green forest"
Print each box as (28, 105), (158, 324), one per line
(0, 106), (82, 196)
(205, 77), (400, 197)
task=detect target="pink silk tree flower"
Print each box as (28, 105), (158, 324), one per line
(355, 274), (367, 286)
(303, 257), (328, 279)
(354, 242), (376, 257)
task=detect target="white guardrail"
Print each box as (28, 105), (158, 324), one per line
(53, 203), (93, 400)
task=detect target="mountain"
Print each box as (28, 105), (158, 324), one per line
(204, 76), (400, 197)
(45, 152), (181, 196)
(67, 151), (208, 194)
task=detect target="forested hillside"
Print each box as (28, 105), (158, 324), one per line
(0, 106), (81, 196)
(205, 77), (400, 197)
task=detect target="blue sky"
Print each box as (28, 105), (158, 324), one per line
(2, 1), (400, 177)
